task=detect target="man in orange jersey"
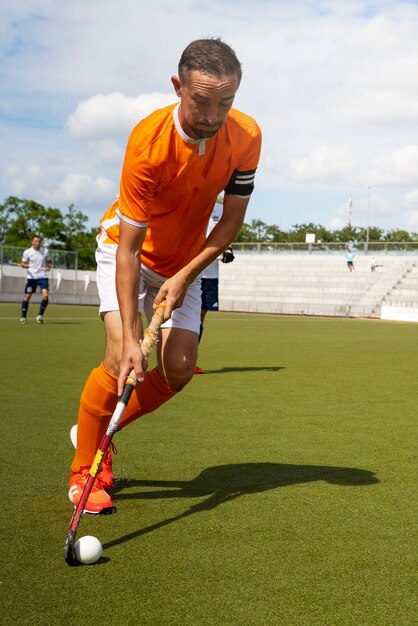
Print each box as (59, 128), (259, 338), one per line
(69, 38), (262, 514)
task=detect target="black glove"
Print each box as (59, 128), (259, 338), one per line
(221, 247), (235, 263)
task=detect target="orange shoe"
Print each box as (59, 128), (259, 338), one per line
(70, 425), (114, 490)
(194, 366), (205, 374)
(100, 444), (116, 490)
(68, 467), (113, 514)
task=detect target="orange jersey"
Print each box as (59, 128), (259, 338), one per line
(98, 103), (261, 276)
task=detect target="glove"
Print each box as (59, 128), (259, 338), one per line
(221, 247), (235, 264)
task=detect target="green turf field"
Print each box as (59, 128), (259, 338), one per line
(1, 303), (416, 625)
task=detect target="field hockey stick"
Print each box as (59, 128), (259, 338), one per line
(64, 300), (166, 566)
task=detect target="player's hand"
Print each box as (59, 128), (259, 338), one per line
(221, 247), (235, 263)
(153, 274), (188, 320)
(117, 340), (148, 396)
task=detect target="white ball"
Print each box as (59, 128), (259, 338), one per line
(74, 535), (103, 565)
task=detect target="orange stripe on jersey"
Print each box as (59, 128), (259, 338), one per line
(99, 103), (261, 276)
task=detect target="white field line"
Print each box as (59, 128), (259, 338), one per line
(0, 316), (101, 321)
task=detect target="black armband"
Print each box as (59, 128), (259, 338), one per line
(224, 169), (256, 196)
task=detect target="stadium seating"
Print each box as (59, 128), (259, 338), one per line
(219, 254), (417, 318)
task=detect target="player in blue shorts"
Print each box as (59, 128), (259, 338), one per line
(195, 199), (235, 373)
(19, 235), (52, 324)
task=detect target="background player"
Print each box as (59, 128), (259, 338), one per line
(19, 235), (52, 324)
(69, 37), (262, 514)
(195, 196), (235, 374)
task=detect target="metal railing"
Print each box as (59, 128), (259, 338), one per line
(231, 241), (418, 254)
(0, 245), (78, 269)
(0, 245), (90, 304)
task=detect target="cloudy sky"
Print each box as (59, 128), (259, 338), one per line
(2, 0), (418, 232)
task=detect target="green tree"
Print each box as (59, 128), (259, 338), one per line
(71, 227), (98, 270)
(0, 198), (13, 243)
(333, 225), (362, 243)
(287, 223), (334, 243)
(235, 222), (253, 243)
(356, 226), (385, 241)
(0, 196), (98, 269)
(61, 204), (90, 250)
(236, 219), (270, 242)
(383, 228), (413, 242)
(0, 196), (65, 246)
(249, 219), (270, 241)
(265, 224), (289, 242)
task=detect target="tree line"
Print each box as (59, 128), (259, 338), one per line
(0, 197), (98, 269)
(236, 219), (417, 244)
(1, 196), (417, 270)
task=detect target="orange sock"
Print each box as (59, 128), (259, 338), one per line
(71, 363), (177, 472)
(118, 367), (178, 430)
(71, 363), (118, 472)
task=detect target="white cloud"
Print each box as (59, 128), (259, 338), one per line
(289, 145), (358, 183)
(403, 189), (418, 229)
(367, 145), (418, 186)
(95, 141), (125, 165)
(10, 165), (49, 197)
(405, 188), (418, 206)
(329, 188), (418, 232)
(9, 165), (116, 211)
(404, 212), (418, 230)
(57, 174), (115, 204)
(337, 89), (418, 125)
(67, 92), (176, 140)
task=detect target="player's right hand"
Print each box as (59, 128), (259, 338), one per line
(118, 341), (148, 396)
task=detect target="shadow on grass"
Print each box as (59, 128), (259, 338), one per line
(198, 366), (285, 374)
(103, 462), (378, 550)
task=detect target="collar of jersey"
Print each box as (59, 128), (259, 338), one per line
(173, 103), (206, 147)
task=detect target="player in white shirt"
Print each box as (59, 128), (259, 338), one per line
(19, 235), (52, 324)
(195, 197), (235, 373)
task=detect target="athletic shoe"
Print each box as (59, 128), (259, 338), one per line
(69, 424), (114, 489)
(70, 424), (78, 448)
(194, 366), (205, 374)
(36, 315), (44, 324)
(20, 318), (26, 324)
(68, 468), (113, 514)
(99, 446), (115, 490)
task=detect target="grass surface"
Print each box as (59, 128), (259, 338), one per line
(0, 303), (417, 625)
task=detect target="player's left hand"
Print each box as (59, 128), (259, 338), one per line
(221, 247), (235, 263)
(153, 273), (188, 320)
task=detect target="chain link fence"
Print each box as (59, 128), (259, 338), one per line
(0, 245), (78, 269)
(0, 245), (99, 305)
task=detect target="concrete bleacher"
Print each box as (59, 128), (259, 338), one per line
(382, 263), (418, 307)
(219, 254), (417, 318)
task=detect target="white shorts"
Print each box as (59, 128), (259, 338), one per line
(95, 242), (201, 334)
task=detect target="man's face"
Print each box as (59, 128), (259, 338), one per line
(172, 70), (239, 140)
(32, 237), (41, 250)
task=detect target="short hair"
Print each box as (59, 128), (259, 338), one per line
(178, 38), (242, 85)
(32, 235), (41, 240)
